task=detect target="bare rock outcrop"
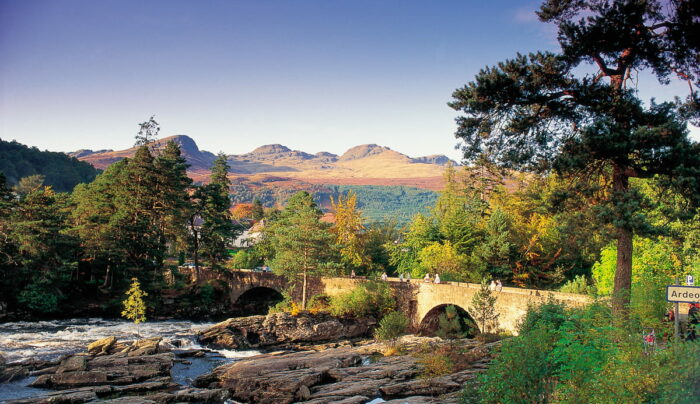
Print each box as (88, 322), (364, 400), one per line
(195, 336), (498, 404)
(197, 312), (376, 350)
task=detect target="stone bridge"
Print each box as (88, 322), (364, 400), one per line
(204, 270), (590, 334)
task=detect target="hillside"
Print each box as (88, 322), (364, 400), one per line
(68, 136), (452, 223)
(0, 138), (100, 192)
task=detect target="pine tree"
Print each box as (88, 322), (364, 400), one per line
(252, 198), (264, 221)
(10, 186), (78, 313)
(153, 141), (192, 258)
(267, 191), (336, 309)
(197, 153), (239, 269)
(134, 116), (159, 148)
(122, 277), (148, 336)
(450, 0), (700, 316)
(470, 280), (499, 333)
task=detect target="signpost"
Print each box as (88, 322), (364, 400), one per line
(666, 281), (700, 341)
(666, 285), (700, 303)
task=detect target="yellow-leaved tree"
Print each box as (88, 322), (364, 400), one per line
(331, 191), (369, 270)
(122, 277), (148, 336)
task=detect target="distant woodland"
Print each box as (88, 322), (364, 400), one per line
(0, 139), (100, 192)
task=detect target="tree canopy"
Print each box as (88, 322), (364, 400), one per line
(449, 0), (700, 315)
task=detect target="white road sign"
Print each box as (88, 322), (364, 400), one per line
(667, 285), (700, 303)
(687, 275), (695, 286)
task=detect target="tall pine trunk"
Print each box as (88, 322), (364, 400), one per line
(612, 165), (633, 317)
(302, 269), (308, 309)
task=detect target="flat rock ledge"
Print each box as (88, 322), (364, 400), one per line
(3, 337), (227, 404)
(194, 335), (498, 404)
(197, 312), (377, 350)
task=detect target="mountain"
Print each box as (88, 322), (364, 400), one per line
(68, 135), (217, 174)
(71, 136), (457, 190)
(1, 138), (100, 192)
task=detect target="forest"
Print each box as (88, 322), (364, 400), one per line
(0, 138), (99, 192)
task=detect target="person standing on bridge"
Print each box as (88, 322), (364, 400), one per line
(434, 274), (441, 284)
(496, 280), (503, 292)
(405, 272), (411, 283)
(424, 273), (431, 283)
(381, 272), (388, 281)
(489, 280), (496, 291)
(350, 270), (356, 279)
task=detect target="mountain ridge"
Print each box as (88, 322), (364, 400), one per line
(69, 135), (456, 188)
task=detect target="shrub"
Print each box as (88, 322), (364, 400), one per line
(269, 290), (294, 314)
(477, 324), (560, 403)
(436, 305), (468, 339)
(518, 299), (568, 335)
(559, 274), (596, 295)
(419, 354), (454, 378)
(375, 311), (409, 343)
(471, 300), (700, 403)
(229, 250), (261, 269)
(329, 280), (395, 318)
(308, 293), (330, 314)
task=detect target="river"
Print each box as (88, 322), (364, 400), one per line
(0, 318), (260, 401)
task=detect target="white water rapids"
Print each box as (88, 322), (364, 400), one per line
(0, 318), (260, 401)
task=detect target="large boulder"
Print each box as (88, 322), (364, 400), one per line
(197, 312), (376, 349)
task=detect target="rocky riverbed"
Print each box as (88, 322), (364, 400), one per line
(194, 335), (497, 404)
(1, 336), (229, 403)
(0, 313), (499, 403)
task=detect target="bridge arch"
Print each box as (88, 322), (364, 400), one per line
(233, 286), (285, 315)
(418, 303), (478, 336)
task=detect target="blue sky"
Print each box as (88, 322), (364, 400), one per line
(1, 0), (696, 160)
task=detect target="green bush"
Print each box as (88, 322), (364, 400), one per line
(18, 279), (61, 313)
(375, 311), (408, 342)
(468, 300), (700, 403)
(329, 280), (395, 318)
(437, 305), (468, 339)
(518, 299), (568, 335)
(559, 274), (596, 295)
(229, 250), (261, 269)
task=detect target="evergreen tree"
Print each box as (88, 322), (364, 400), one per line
(153, 141), (192, 258)
(134, 115), (159, 148)
(119, 146), (163, 269)
(267, 191), (336, 308)
(450, 0), (700, 315)
(470, 209), (515, 280)
(70, 161), (129, 289)
(252, 198), (264, 221)
(471, 280), (499, 333)
(197, 153), (239, 269)
(10, 186), (79, 313)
